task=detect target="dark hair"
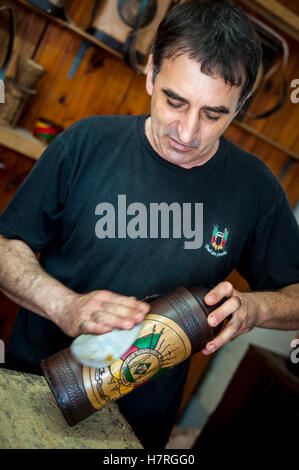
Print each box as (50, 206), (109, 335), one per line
(151, 0), (262, 109)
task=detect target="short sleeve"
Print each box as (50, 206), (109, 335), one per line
(237, 191), (299, 290)
(0, 135), (71, 252)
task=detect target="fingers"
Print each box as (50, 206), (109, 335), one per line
(110, 295), (149, 317)
(207, 295), (242, 327)
(204, 281), (242, 329)
(78, 319), (113, 335)
(202, 282), (247, 355)
(204, 281), (234, 306)
(202, 289), (259, 355)
(202, 315), (242, 355)
(70, 290), (151, 337)
(95, 293), (150, 326)
(90, 309), (136, 330)
(94, 291), (149, 318)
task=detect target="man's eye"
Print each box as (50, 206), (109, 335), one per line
(167, 100), (182, 109)
(206, 114), (220, 121)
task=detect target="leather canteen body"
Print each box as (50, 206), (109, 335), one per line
(40, 286), (227, 426)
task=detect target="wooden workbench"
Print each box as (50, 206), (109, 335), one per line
(0, 367), (142, 449)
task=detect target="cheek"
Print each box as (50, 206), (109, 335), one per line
(153, 107), (173, 134)
(204, 119), (231, 139)
(152, 95), (175, 125)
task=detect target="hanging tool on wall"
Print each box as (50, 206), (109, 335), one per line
(65, 0), (101, 79)
(67, 39), (91, 80)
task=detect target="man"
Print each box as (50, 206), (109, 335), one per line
(0, 0), (298, 448)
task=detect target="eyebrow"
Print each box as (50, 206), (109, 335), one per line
(162, 88), (189, 104)
(203, 105), (230, 114)
(162, 88), (230, 114)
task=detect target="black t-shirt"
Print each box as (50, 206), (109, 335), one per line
(0, 114), (298, 370)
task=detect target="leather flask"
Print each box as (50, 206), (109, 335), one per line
(40, 286), (227, 426)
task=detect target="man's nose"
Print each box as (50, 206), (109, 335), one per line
(177, 111), (199, 145)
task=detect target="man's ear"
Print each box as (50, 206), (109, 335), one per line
(233, 63), (264, 117)
(239, 63), (264, 112)
(146, 54), (154, 96)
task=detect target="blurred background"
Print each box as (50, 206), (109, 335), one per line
(0, 0), (298, 450)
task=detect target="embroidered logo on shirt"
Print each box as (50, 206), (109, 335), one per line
(205, 225), (229, 257)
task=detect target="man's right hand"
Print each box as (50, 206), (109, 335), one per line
(0, 236), (150, 339)
(56, 290), (151, 338)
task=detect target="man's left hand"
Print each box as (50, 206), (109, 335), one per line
(202, 281), (260, 355)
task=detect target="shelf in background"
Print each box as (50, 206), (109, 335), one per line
(15, 0), (123, 60)
(0, 124), (46, 160)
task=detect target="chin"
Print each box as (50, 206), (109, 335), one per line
(166, 148), (195, 162)
(166, 155), (191, 167)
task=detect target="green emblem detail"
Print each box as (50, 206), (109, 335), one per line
(133, 362), (151, 375)
(125, 366), (134, 383)
(134, 333), (160, 350)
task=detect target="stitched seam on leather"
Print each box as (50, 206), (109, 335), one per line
(186, 295), (209, 335)
(166, 291), (199, 347)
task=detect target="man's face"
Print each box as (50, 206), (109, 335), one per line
(145, 53), (242, 169)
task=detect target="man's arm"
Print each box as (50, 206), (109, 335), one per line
(0, 235), (149, 338)
(202, 281), (299, 355)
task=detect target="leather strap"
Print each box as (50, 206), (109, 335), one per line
(124, 0), (151, 73)
(64, 0), (101, 32)
(0, 6), (15, 81)
(244, 15), (289, 120)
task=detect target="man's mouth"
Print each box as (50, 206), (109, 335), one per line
(168, 136), (196, 151)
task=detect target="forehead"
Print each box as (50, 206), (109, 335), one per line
(156, 53), (242, 108)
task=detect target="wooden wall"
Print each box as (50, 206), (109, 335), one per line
(0, 0), (298, 417)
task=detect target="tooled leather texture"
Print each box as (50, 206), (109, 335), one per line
(40, 348), (95, 426)
(148, 286), (222, 354)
